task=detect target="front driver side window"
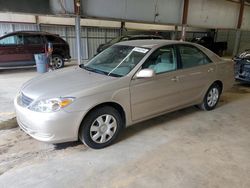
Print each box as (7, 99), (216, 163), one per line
(142, 46), (177, 74)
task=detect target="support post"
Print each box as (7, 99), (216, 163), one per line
(181, 25), (186, 41)
(171, 25), (178, 40)
(75, 0), (82, 64)
(181, 0), (189, 41)
(233, 0), (245, 56)
(233, 29), (241, 56)
(75, 15), (82, 64)
(35, 16), (40, 31)
(120, 21), (126, 36)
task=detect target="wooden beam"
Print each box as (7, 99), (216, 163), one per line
(237, 0), (245, 29)
(182, 0), (189, 25)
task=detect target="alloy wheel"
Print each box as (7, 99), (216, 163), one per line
(90, 114), (117, 144)
(52, 56), (63, 69)
(207, 87), (219, 107)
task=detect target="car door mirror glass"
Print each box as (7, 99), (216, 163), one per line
(135, 69), (155, 79)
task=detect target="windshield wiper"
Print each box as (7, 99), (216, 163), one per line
(81, 65), (108, 76)
(80, 64), (121, 77)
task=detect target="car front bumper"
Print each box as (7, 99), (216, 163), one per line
(14, 97), (85, 143)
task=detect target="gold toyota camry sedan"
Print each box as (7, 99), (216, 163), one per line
(15, 40), (234, 149)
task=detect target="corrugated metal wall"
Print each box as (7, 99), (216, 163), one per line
(239, 31), (250, 52)
(1, 22), (250, 57)
(216, 30), (236, 55)
(41, 25), (120, 59)
(0, 23), (13, 36)
(0, 22), (120, 60)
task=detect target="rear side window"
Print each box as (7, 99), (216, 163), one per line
(24, 35), (42, 45)
(0, 35), (23, 45)
(178, 45), (212, 69)
(46, 35), (64, 43)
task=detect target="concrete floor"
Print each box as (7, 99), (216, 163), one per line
(0, 68), (250, 188)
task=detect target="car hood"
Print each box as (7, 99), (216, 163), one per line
(21, 67), (117, 100)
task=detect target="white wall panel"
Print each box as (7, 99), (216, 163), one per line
(242, 6), (250, 30)
(87, 27), (120, 58)
(125, 22), (175, 31)
(41, 25), (67, 37)
(187, 0), (239, 29)
(239, 31), (250, 52)
(216, 29), (236, 55)
(0, 23), (13, 37)
(0, 13), (35, 23)
(13, 23), (38, 31)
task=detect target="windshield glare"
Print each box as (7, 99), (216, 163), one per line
(84, 45), (149, 77)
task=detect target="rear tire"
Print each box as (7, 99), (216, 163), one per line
(79, 106), (123, 149)
(52, 54), (64, 69)
(199, 83), (221, 111)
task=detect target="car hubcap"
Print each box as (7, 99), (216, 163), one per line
(90, 114), (117, 144)
(207, 87), (219, 107)
(52, 57), (63, 69)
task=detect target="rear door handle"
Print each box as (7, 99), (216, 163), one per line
(208, 68), (214, 72)
(171, 76), (179, 82)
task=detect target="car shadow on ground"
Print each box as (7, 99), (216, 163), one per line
(54, 141), (83, 150)
(117, 106), (198, 144)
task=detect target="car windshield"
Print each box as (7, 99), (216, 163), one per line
(82, 45), (149, 77)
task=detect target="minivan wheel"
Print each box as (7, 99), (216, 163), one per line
(52, 55), (64, 69)
(199, 83), (221, 111)
(79, 106), (123, 149)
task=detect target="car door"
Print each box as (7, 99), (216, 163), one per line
(130, 45), (184, 121)
(175, 44), (216, 105)
(23, 34), (44, 64)
(0, 34), (25, 66)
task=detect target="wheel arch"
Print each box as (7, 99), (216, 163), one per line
(78, 102), (126, 135)
(213, 80), (223, 93)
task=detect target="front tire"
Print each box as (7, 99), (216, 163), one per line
(199, 83), (221, 111)
(79, 106), (123, 149)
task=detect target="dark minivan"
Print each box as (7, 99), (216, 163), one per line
(0, 31), (71, 69)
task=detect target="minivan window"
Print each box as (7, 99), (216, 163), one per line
(0, 35), (23, 45)
(179, 45), (212, 69)
(24, 35), (42, 45)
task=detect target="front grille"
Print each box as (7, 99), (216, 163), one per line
(21, 93), (33, 107)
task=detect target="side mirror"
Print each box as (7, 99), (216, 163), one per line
(135, 69), (155, 79)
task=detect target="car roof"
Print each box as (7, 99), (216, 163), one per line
(116, 39), (193, 49)
(127, 35), (163, 39)
(1, 31), (57, 37)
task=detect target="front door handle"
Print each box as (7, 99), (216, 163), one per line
(171, 76), (179, 82)
(208, 68), (214, 73)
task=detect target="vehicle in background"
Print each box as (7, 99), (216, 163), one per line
(234, 49), (250, 83)
(96, 35), (164, 53)
(191, 36), (227, 56)
(0, 31), (71, 69)
(15, 40), (234, 149)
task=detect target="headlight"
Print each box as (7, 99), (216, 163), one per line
(28, 97), (75, 113)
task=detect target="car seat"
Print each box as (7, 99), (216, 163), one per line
(153, 52), (175, 73)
